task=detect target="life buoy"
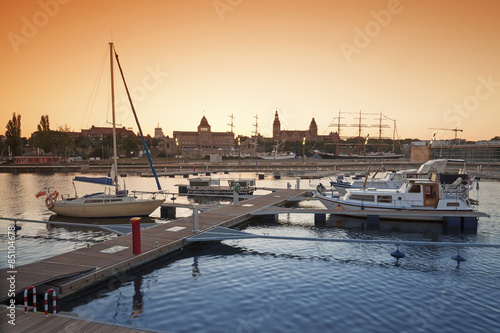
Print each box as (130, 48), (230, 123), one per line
(45, 196), (54, 209)
(50, 191), (59, 200)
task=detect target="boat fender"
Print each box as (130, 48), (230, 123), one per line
(45, 196), (54, 209)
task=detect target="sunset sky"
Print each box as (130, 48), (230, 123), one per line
(1, 0), (499, 142)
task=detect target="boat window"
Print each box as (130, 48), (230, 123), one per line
(377, 195), (392, 203)
(84, 199), (123, 203)
(447, 202), (460, 207)
(408, 184), (421, 193)
(424, 185), (437, 199)
(190, 181), (210, 186)
(350, 194), (375, 202)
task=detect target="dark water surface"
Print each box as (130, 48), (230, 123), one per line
(1, 173), (499, 332)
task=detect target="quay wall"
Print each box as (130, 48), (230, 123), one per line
(2, 159), (499, 177)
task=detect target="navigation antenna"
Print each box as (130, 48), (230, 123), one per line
(252, 114), (259, 156)
(227, 114), (235, 134)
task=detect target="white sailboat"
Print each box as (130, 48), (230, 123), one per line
(38, 43), (165, 218)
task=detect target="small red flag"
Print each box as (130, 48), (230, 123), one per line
(35, 189), (46, 198)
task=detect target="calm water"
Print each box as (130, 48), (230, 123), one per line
(1, 172), (500, 332)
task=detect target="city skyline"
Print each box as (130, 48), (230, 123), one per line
(1, 0), (499, 141)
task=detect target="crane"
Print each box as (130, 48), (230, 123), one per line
(428, 127), (463, 140)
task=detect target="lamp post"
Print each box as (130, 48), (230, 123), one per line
(175, 137), (179, 164)
(238, 137), (241, 165)
(363, 134), (370, 162)
(302, 136), (306, 164)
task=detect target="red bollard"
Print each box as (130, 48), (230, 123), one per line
(131, 217), (141, 254)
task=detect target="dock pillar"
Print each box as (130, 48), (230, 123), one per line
(161, 206), (176, 219)
(233, 190), (239, 205)
(367, 215), (380, 225)
(443, 217), (461, 228)
(314, 213), (326, 224)
(262, 214), (277, 222)
(193, 204), (199, 232)
(131, 217), (141, 255)
(462, 217), (478, 229)
(296, 177), (300, 190)
(287, 182), (291, 198)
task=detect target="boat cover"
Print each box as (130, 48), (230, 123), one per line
(74, 176), (113, 185)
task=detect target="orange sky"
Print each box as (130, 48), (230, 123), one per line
(1, 0), (499, 142)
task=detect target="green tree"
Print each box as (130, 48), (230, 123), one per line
(5, 113), (22, 157)
(37, 115), (50, 132)
(122, 136), (139, 157)
(31, 115), (53, 155)
(53, 124), (74, 160)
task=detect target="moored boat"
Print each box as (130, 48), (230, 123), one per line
(317, 176), (480, 222)
(36, 43), (165, 218)
(177, 178), (256, 196)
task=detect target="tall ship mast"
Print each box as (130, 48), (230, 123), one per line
(315, 110), (402, 159)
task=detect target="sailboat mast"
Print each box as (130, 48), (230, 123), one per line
(110, 42), (118, 191)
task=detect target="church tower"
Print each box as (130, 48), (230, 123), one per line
(309, 117), (318, 140)
(272, 110), (281, 140)
(198, 116), (212, 148)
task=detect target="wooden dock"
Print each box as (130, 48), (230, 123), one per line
(1, 189), (306, 302)
(0, 306), (167, 333)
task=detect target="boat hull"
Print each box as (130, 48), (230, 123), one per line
(316, 195), (473, 222)
(50, 199), (165, 218)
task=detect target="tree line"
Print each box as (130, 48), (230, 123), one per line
(2, 113), (159, 162)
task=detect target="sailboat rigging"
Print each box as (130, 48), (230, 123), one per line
(37, 42), (166, 218)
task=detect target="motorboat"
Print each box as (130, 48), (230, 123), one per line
(259, 139), (296, 160)
(317, 175), (478, 222)
(329, 159), (478, 196)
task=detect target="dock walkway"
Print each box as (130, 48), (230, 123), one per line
(0, 306), (167, 333)
(1, 189), (305, 301)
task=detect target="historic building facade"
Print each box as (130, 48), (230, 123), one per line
(80, 125), (136, 143)
(173, 116), (234, 157)
(272, 111), (338, 142)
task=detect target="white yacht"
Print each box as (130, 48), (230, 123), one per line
(329, 159), (475, 196)
(317, 176), (476, 221)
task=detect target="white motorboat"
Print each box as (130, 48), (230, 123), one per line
(259, 152), (296, 160)
(317, 176), (477, 222)
(258, 140), (296, 160)
(37, 43), (165, 218)
(329, 159), (477, 196)
(330, 169), (412, 195)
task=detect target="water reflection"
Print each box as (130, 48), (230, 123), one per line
(192, 257), (201, 279)
(131, 276), (144, 319)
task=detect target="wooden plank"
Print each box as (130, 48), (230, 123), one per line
(0, 307), (160, 333)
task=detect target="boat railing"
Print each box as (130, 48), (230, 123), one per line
(130, 190), (170, 200)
